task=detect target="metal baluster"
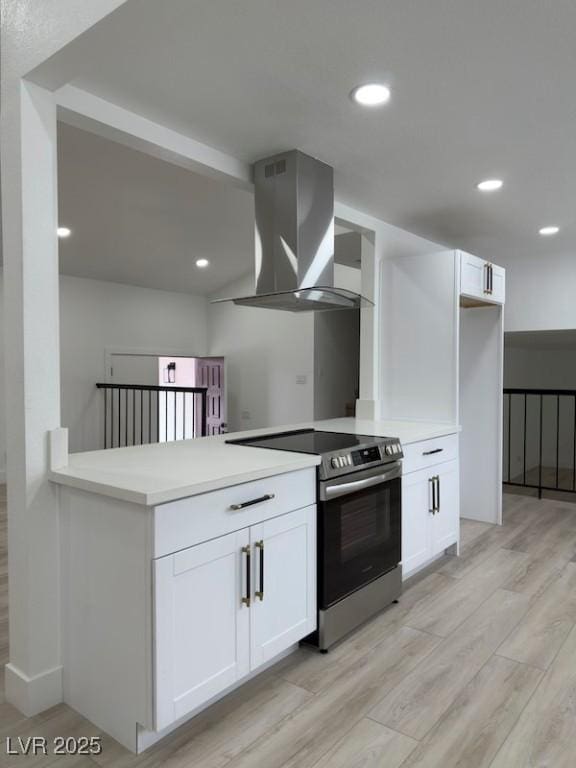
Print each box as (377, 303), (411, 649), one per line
(140, 389), (143, 445)
(508, 392), (512, 483)
(556, 395), (560, 489)
(523, 393), (527, 486)
(183, 393), (186, 440)
(174, 390), (177, 441)
(104, 387), (108, 449)
(573, 394), (576, 492)
(132, 389), (136, 446)
(538, 394), (543, 499)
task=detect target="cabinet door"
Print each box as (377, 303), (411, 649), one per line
(460, 251), (505, 305)
(431, 460), (460, 555)
(460, 251), (488, 300)
(154, 529), (250, 731)
(401, 469), (434, 578)
(250, 506), (316, 670)
(490, 263), (505, 304)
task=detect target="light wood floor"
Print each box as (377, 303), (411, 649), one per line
(2, 490), (576, 767)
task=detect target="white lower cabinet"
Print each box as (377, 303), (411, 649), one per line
(431, 460), (459, 555)
(154, 504), (316, 730)
(401, 468), (433, 576)
(402, 458), (459, 579)
(250, 506), (316, 669)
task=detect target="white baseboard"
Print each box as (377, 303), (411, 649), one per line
(5, 663), (63, 716)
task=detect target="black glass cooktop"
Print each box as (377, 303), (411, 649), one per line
(228, 429), (384, 456)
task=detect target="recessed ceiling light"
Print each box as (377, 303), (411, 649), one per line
(195, 258), (209, 268)
(476, 179), (503, 192)
(351, 83), (391, 107)
(539, 226), (560, 236)
(57, 227), (71, 238)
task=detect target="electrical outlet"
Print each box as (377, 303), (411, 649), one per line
(296, 374), (307, 385)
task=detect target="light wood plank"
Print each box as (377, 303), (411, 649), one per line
(490, 623), (576, 768)
(312, 718), (416, 768)
(397, 655), (542, 768)
(404, 548), (529, 637)
(280, 571), (452, 693)
(226, 626), (439, 768)
(497, 560), (576, 669)
(460, 518), (493, 547)
(368, 589), (531, 740)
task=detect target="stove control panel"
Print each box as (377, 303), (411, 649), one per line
(321, 438), (403, 479)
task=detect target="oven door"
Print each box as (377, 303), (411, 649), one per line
(318, 462), (401, 608)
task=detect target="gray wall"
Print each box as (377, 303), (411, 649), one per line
(313, 310), (360, 420)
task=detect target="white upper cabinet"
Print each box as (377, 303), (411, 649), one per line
(459, 251), (505, 305)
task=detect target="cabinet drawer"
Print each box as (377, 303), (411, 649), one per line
(153, 468), (316, 558)
(402, 434), (458, 475)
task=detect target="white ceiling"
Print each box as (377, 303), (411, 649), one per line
(57, 124), (362, 292)
(57, 122), (255, 295)
(44, 0), (576, 266)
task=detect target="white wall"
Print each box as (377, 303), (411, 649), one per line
(59, 275), (209, 453)
(501, 251), (576, 332)
(208, 274), (315, 431)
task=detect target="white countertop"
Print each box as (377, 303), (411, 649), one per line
(50, 418), (459, 506)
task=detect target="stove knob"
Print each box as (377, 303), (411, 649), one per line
(385, 445), (392, 455)
(346, 455), (352, 466)
(331, 457), (339, 468)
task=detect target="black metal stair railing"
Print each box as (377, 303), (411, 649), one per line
(503, 388), (576, 497)
(96, 383), (208, 449)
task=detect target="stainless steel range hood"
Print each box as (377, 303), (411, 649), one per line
(212, 150), (372, 312)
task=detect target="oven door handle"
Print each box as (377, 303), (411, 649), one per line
(323, 467), (400, 500)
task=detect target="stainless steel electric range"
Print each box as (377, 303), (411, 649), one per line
(228, 429), (403, 651)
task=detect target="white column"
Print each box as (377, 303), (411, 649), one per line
(2, 80), (63, 714)
(356, 235), (381, 419)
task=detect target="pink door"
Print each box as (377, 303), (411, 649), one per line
(195, 358), (226, 435)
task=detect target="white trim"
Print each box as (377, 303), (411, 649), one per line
(49, 428), (69, 471)
(54, 86), (252, 190)
(5, 663), (63, 717)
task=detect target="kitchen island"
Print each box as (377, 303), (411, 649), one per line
(50, 417), (458, 504)
(50, 418), (459, 753)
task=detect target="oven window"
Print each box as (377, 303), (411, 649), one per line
(320, 476), (401, 607)
(340, 489), (391, 562)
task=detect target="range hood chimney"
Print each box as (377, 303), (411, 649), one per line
(212, 150), (372, 312)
